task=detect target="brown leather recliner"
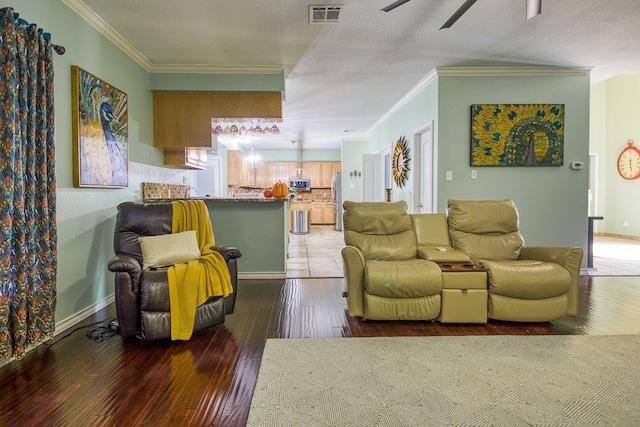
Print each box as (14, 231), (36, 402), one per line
(107, 202), (241, 340)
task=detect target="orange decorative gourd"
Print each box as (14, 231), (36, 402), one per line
(271, 181), (289, 198)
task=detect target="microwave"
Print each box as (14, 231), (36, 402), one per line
(289, 178), (311, 192)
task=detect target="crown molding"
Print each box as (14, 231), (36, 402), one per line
(150, 64), (284, 74)
(62, 0), (152, 71)
(435, 66), (592, 77)
(63, 0), (284, 75)
(369, 68), (438, 134)
(368, 65), (592, 134)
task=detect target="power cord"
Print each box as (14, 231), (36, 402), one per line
(86, 318), (119, 343)
(42, 318), (119, 347)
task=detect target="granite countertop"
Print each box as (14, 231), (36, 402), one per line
(142, 197), (288, 203)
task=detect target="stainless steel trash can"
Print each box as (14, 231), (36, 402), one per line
(292, 210), (310, 235)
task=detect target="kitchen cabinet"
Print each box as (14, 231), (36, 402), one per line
(299, 161), (340, 188)
(163, 147), (207, 170)
(153, 91), (282, 148)
(227, 150), (244, 185)
(304, 162), (322, 187)
(322, 201), (336, 224)
(231, 160), (341, 190)
(310, 202), (324, 224)
(331, 162), (342, 178)
(310, 201), (336, 225)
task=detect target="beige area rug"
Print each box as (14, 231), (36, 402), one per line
(247, 335), (640, 426)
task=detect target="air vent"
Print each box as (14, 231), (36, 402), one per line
(309, 5), (343, 24)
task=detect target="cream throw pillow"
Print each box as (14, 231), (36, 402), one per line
(138, 230), (200, 270)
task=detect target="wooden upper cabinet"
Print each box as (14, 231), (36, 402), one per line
(163, 147), (207, 170)
(331, 162), (342, 177)
(320, 163), (333, 187)
(227, 150), (244, 186)
(153, 91), (282, 148)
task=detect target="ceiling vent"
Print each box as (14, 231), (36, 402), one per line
(309, 5), (343, 24)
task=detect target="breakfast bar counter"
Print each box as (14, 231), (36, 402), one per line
(143, 196), (288, 279)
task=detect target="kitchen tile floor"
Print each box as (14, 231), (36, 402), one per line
(286, 225), (345, 278)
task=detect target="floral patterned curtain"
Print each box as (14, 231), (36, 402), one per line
(0, 7), (57, 359)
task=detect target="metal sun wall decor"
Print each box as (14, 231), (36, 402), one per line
(72, 66), (128, 188)
(471, 104), (565, 167)
(392, 135), (411, 188)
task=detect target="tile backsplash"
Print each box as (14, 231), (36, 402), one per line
(142, 182), (191, 200)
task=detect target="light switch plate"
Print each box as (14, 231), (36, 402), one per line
(471, 170), (477, 179)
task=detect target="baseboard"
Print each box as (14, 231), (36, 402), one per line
(0, 294), (115, 369)
(238, 272), (286, 280)
(595, 232), (640, 241)
(55, 294), (115, 336)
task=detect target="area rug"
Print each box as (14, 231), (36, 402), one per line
(247, 335), (640, 426)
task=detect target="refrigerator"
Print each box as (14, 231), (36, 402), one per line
(331, 172), (342, 231)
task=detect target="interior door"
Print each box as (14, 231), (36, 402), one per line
(362, 153), (380, 202)
(414, 122), (434, 213)
(381, 145), (392, 201)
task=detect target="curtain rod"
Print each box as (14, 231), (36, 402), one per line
(3, 8), (65, 55)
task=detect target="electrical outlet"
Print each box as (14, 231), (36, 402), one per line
(623, 221), (629, 227)
(182, 176), (187, 184)
(446, 171), (453, 181)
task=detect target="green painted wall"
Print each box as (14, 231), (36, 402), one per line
(205, 200), (286, 276)
(341, 140), (369, 203)
(150, 71), (285, 92)
(589, 81), (607, 231)
(368, 77), (439, 208)
(7, 0), (197, 326)
(368, 71), (590, 260)
(437, 74), (590, 252)
(258, 149), (340, 162)
(597, 74), (640, 237)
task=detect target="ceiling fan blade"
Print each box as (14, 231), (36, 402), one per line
(526, 0), (542, 20)
(381, 0), (411, 13)
(440, 0), (478, 29)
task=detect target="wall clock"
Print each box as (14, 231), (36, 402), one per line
(617, 140), (640, 180)
(392, 135), (411, 188)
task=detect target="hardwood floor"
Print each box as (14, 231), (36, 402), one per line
(1, 275), (639, 426)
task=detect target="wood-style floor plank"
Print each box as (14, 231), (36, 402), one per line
(1, 275), (639, 426)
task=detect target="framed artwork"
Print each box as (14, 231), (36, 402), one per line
(71, 65), (128, 188)
(470, 104), (564, 167)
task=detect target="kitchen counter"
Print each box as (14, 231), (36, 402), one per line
(142, 196), (287, 203)
(140, 196), (288, 279)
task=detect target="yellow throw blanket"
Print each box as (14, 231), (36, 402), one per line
(167, 200), (233, 340)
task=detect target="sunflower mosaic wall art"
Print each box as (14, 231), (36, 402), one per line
(392, 135), (411, 188)
(470, 104), (564, 167)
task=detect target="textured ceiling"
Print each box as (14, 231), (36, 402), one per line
(75, 0), (640, 150)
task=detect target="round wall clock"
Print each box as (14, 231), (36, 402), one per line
(617, 140), (640, 180)
(392, 136), (411, 188)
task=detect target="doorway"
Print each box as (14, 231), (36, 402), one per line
(413, 121), (435, 213)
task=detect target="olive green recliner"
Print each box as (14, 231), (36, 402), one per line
(342, 201), (442, 320)
(447, 199), (583, 322)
